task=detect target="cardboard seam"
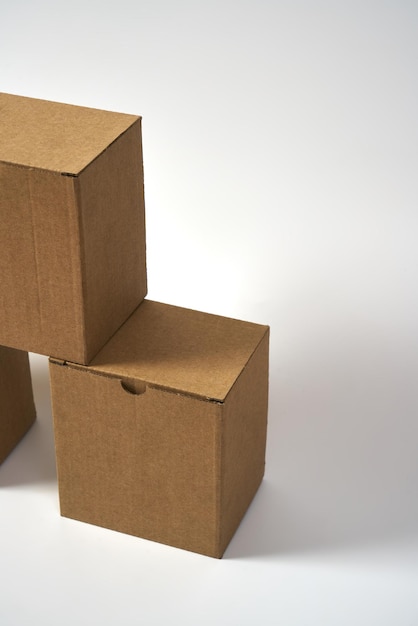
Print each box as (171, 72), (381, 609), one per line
(26, 171), (44, 336)
(215, 405), (224, 557)
(0, 159), (78, 176)
(0, 160), (39, 171)
(67, 178), (88, 363)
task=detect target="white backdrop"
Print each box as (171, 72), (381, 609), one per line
(1, 1), (418, 624)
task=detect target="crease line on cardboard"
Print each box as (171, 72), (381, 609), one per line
(66, 177), (88, 363)
(27, 171), (43, 336)
(48, 358), (224, 404)
(215, 403), (224, 557)
(0, 159), (73, 176)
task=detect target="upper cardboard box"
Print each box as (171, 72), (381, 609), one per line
(0, 93), (147, 364)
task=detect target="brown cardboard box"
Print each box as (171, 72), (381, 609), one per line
(0, 346), (36, 465)
(0, 93), (147, 364)
(50, 300), (269, 558)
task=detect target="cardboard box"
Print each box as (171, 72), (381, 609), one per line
(50, 300), (269, 558)
(0, 346), (36, 465)
(0, 93), (147, 364)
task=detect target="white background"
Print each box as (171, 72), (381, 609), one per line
(1, 1), (418, 624)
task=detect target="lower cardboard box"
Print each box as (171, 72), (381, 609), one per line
(0, 346), (36, 465)
(49, 300), (269, 558)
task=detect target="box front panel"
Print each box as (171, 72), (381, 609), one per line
(0, 346), (36, 464)
(0, 163), (85, 360)
(50, 363), (221, 557)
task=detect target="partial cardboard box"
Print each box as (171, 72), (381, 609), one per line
(0, 346), (36, 465)
(50, 300), (269, 558)
(0, 93), (147, 364)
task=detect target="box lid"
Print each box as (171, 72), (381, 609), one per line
(0, 93), (139, 175)
(57, 300), (269, 402)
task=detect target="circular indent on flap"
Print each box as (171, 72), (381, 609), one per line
(120, 379), (147, 396)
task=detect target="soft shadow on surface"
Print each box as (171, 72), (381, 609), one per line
(225, 475), (418, 560)
(3, 320), (417, 558)
(225, 318), (418, 559)
(0, 354), (57, 487)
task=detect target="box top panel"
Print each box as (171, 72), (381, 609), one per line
(0, 93), (139, 175)
(61, 300), (269, 402)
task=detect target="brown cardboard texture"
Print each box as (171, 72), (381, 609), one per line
(0, 93), (147, 364)
(0, 346), (36, 465)
(50, 300), (269, 558)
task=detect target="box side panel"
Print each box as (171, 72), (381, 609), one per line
(0, 163), (85, 360)
(50, 363), (220, 557)
(0, 347), (36, 464)
(219, 330), (269, 555)
(77, 120), (147, 363)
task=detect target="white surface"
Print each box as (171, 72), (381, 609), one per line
(1, 1), (418, 624)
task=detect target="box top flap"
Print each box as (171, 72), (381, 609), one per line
(0, 93), (139, 175)
(63, 300), (269, 402)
